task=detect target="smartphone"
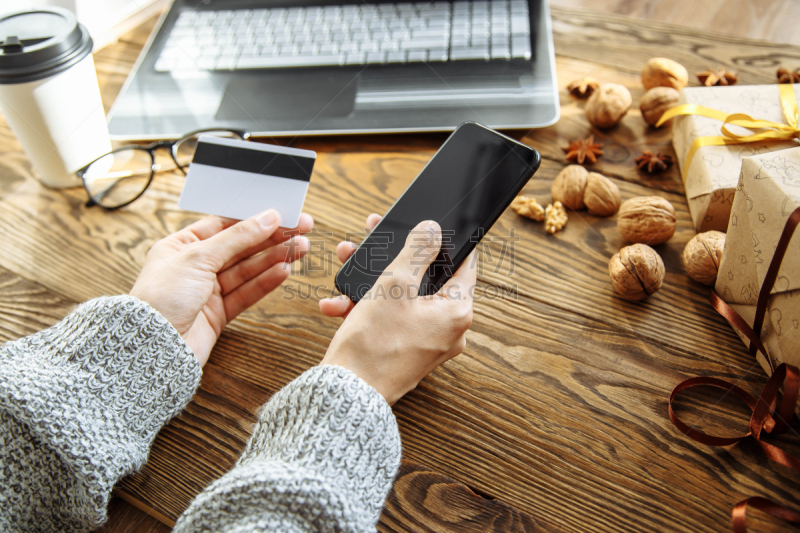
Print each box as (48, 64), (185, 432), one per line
(335, 122), (541, 303)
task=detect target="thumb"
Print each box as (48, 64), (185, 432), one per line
(381, 220), (441, 287)
(198, 209), (282, 270)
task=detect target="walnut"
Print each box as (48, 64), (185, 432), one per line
(609, 244), (665, 301)
(584, 172), (621, 216)
(585, 83), (632, 128)
(641, 58), (689, 91)
(551, 165), (588, 210)
(545, 201), (568, 234)
(640, 87), (680, 126)
(617, 196), (677, 245)
(510, 195), (545, 221)
(683, 230), (726, 285)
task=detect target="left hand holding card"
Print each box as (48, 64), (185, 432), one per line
(179, 135), (316, 228)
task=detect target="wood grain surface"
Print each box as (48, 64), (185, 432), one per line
(99, 497), (172, 533)
(0, 5), (798, 533)
(550, 0), (800, 46)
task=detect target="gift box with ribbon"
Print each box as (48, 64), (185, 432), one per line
(713, 146), (800, 407)
(668, 153), (800, 530)
(658, 83), (800, 232)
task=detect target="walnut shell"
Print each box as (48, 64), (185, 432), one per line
(617, 196), (677, 245)
(585, 83), (632, 128)
(640, 87), (680, 126)
(683, 230), (726, 285)
(552, 165), (588, 210)
(609, 244), (665, 301)
(641, 58), (689, 90)
(584, 172), (621, 217)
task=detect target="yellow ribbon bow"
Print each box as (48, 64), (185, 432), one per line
(655, 83), (800, 181)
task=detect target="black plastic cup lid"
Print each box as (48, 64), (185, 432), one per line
(0, 7), (93, 84)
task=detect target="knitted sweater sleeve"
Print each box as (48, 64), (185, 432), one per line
(0, 295), (202, 533)
(173, 365), (402, 533)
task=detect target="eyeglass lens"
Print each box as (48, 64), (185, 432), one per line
(82, 149), (153, 208)
(83, 130), (244, 208)
(173, 130), (244, 169)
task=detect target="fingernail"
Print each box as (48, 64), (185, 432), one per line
(257, 209), (280, 228)
(419, 220), (440, 247)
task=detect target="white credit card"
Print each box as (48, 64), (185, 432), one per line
(178, 135), (316, 228)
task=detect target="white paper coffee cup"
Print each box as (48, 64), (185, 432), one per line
(0, 7), (111, 188)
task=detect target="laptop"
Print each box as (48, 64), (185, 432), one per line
(107, 0), (559, 139)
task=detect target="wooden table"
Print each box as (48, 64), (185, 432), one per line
(1, 7), (798, 533)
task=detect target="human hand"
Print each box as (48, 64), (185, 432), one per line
(320, 216), (476, 404)
(131, 210), (313, 367)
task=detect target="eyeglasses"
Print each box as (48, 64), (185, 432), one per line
(77, 128), (251, 210)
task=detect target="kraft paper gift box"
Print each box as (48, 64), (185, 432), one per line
(671, 84), (800, 233)
(714, 147), (800, 401)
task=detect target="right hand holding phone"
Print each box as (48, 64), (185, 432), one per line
(320, 216), (476, 405)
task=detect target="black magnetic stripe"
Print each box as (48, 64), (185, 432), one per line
(192, 141), (314, 182)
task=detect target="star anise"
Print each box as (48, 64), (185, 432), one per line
(777, 67), (800, 84)
(563, 135), (604, 164)
(567, 77), (600, 98)
(635, 151), (674, 174)
(696, 67), (738, 87)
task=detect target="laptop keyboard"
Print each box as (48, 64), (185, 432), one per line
(155, 1), (531, 72)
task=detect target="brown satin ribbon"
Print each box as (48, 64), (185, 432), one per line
(669, 206), (800, 532)
(709, 292), (772, 373)
(749, 207), (800, 358)
(732, 497), (800, 533)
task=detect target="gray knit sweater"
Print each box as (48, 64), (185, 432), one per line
(0, 296), (401, 532)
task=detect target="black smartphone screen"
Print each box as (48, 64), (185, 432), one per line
(335, 122), (541, 302)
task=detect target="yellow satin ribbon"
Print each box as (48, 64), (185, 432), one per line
(655, 83), (800, 182)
